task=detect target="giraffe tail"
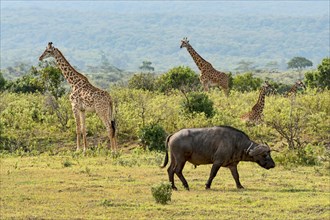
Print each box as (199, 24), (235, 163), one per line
(110, 101), (116, 138)
(110, 120), (116, 137)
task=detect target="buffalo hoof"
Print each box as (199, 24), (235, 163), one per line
(205, 185), (211, 190)
(185, 187), (190, 191)
(237, 185), (244, 189)
(172, 186), (178, 191)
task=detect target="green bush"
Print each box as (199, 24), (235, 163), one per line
(232, 72), (263, 92)
(0, 72), (6, 91)
(62, 159), (73, 167)
(151, 182), (172, 205)
(181, 92), (215, 118)
(274, 145), (325, 167)
(128, 72), (157, 91)
(0, 83), (329, 166)
(317, 57), (330, 89)
(138, 123), (167, 151)
(157, 66), (200, 93)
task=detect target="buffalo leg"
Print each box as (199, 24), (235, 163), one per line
(175, 161), (189, 190)
(167, 163), (177, 190)
(205, 163), (221, 189)
(228, 165), (244, 189)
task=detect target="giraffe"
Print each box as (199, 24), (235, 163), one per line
(240, 81), (273, 125)
(39, 42), (117, 152)
(180, 37), (229, 96)
(284, 80), (306, 97)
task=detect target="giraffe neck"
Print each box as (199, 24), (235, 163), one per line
(186, 45), (211, 71)
(255, 88), (267, 110)
(53, 48), (88, 87)
(289, 85), (297, 94)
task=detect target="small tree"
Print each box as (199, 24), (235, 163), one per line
(232, 72), (263, 92)
(6, 67), (45, 94)
(38, 65), (66, 99)
(138, 123), (167, 151)
(0, 72), (6, 91)
(99, 51), (122, 73)
(317, 57), (330, 89)
(266, 99), (307, 150)
(151, 182), (172, 204)
(287, 57), (313, 71)
(304, 57), (330, 90)
(181, 92), (215, 118)
(45, 95), (71, 131)
(235, 60), (256, 73)
(128, 72), (157, 91)
(304, 70), (320, 88)
(157, 66), (200, 93)
(139, 61), (155, 72)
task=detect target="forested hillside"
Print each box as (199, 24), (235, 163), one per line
(1, 1), (329, 74)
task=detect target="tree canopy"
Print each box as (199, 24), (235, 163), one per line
(139, 61), (155, 72)
(128, 72), (157, 91)
(317, 57), (330, 89)
(157, 66), (200, 93)
(0, 72), (6, 91)
(232, 72), (263, 92)
(287, 57), (313, 70)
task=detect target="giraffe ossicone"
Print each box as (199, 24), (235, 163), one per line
(39, 42), (118, 152)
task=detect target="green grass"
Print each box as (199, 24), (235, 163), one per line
(0, 151), (329, 220)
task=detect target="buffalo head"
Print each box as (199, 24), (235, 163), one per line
(248, 144), (275, 170)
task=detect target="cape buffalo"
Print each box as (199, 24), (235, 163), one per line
(161, 126), (275, 190)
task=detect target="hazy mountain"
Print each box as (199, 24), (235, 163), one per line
(1, 1), (329, 73)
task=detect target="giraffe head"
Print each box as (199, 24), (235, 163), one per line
(296, 80), (306, 90)
(180, 37), (190, 49)
(39, 42), (56, 61)
(262, 81), (274, 93)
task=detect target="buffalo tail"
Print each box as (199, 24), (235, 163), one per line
(160, 134), (172, 168)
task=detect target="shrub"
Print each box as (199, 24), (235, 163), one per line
(138, 123), (167, 151)
(62, 159), (73, 167)
(317, 57), (330, 89)
(157, 66), (200, 93)
(128, 72), (157, 91)
(151, 182), (172, 204)
(232, 72), (263, 92)
(274, 145), (324, 167)
(181, 92), (215, 118)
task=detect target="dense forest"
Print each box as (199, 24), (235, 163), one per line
(1, 1), (329, 75)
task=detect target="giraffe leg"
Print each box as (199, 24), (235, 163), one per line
(98, 113), (117, 151)
(218, 83), (229, 97)
(80, 110), (87, 152)
(224, 88), (229, 97)
(202, 82), (209, 92)
(199, 76), (209, 92)
(72, 108), (82, 151)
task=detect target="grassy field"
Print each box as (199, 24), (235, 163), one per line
(0, 150), (329, 220)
